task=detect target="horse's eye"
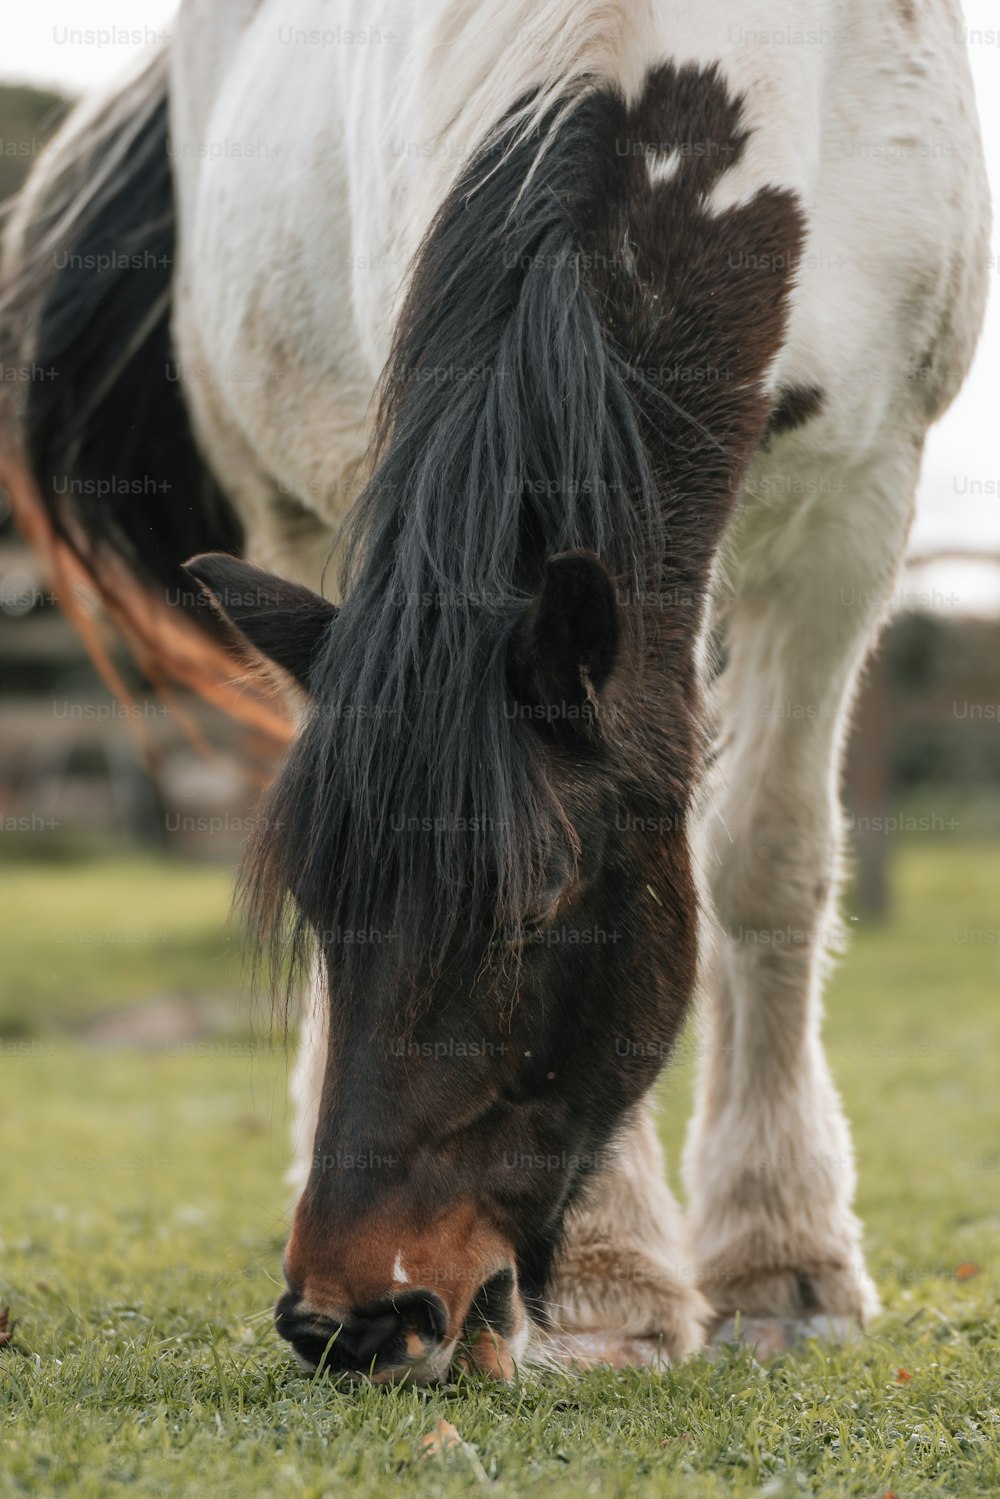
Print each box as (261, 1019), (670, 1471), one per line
(511, 895), (563, 945)
(507, 859), (572, 945)
(515, 912), (550, 944)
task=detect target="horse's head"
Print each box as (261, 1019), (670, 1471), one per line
(187, 549), (699, 1382)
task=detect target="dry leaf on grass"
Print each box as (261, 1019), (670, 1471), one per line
(895, 1368), (911, 1384)
(0, 1307), (14, 1349)
(422, 1419), (463, 1457)
(421, 1419), (489, 1483)
(955, 1261), (981, 1282)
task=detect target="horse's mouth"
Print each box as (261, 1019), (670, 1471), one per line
(368, 1322), (525, 1385)
(280, 1271), (530, 1385)
(291, 1326), (521, 1386)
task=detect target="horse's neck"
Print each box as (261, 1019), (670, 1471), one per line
(380, 0), (836, 293)
(169, 0), (957, 567)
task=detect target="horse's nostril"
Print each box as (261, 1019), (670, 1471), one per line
(469, 1267), (517, 1334)
(274, 1288), (449, 1373)
(274, 1292), (341, 1367)
(395, 1289), (448, 1346)
(344, 1306), (402, 1366)
(348, 1289), (448, 1364)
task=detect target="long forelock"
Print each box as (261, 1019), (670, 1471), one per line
(240, 87), (672, 998)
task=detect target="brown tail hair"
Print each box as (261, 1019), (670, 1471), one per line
(0, 45), (292, 753)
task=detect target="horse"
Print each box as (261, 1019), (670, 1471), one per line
(0, 0), (989, 1383)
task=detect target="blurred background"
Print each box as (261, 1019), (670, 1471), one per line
(0, 3), (998, 1046)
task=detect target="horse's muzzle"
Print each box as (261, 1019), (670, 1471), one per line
(274, 1286), (455, 1382)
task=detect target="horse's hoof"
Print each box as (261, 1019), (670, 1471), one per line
(709, 1314), (861, 1359)
(530, 1331), (672, 1370)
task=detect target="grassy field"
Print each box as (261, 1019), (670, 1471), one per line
(0, 855), (247, 1035)
(1, 842), (998, 1497)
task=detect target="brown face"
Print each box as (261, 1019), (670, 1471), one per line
(278, 1200), (525, 1382)
(186, 550), (700, 1382)
(277, 781), (696, 1378)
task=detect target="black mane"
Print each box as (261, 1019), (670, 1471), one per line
(243, 91), (663, 987)
(242, 64), (805, 991)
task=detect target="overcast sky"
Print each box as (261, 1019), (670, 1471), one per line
(4, 1), (998, 614)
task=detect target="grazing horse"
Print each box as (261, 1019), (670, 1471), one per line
(0, 1), (989, 1382)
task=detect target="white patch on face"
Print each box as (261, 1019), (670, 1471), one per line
(647, 148), (680, 187)
(392, 1253), (409, 1285)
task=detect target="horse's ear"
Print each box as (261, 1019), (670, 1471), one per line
(184, 553), (338, 691)
(508, 551), (620, 723)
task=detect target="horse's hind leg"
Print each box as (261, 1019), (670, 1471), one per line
(683, 440), (923, 1330)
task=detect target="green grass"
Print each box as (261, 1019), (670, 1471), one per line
(0, 855), (243, 1034)
(1, 842), (999, 1497)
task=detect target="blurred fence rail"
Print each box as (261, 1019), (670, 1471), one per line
(0, 495), (272, 860)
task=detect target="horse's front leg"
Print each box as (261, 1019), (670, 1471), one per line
(683, 445), (921, 1331)
(542, 1101), (712, 1363)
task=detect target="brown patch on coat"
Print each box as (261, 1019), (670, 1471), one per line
(404, 1329), (426, 1360)
(580, 63), (809, 556)
(764, 385), (825, 444)
(456, 1327), (516, 1380)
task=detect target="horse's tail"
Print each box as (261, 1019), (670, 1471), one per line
(0, 46), (291, 747)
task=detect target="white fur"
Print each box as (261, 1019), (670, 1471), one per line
(169, 0), (990, 1349)
(646, 150), (681, 186)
